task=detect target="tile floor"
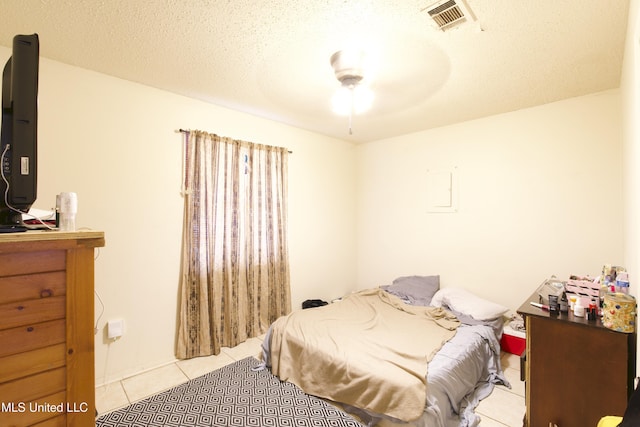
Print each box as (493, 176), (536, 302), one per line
(96, 336), (525, 426)
(477, 352), (526, 426)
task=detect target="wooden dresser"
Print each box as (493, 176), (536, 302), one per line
(518, 292), (636, 427)
(0, 231), (105, 427)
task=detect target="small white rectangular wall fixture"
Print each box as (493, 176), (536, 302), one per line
(426, 167), (458, 213)
(107, 319), (125, 339)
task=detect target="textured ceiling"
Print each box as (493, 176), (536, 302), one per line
(0, 0), (631, 142)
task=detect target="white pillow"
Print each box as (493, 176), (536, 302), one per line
(431, 287), (508, 320)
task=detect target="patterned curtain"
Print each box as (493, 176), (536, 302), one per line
(176, 130), (291, 359)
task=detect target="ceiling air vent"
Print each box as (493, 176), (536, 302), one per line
(423, 0), (474, 31)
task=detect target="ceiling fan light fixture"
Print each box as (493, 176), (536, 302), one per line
(331, 84), (374, 116)
(329, 49), (374, 135)
(330, 49), (367, 84)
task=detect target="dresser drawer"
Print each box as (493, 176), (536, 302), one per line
(0, 390), (66, 427)
(0, 296), (66, 330)
(32, 413), (67, 427)
(0, 251), (65, 277)
(31, 412), (67, 427)
(0, 319), (65, 358)
(0, 367), (66, 403)
(0, 343), (66, 383)
(0, 271), (66, 305)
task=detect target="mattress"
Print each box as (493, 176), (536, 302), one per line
(261, 290), (510, 427)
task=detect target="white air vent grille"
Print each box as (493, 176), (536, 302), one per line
(424, 0), (471, 31)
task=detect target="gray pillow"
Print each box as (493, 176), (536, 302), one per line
(381, 275), (440, 306)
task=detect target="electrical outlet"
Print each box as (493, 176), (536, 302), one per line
(107, 319), (124, 339)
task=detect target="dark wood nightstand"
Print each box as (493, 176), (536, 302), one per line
(518, 292), (636, 427)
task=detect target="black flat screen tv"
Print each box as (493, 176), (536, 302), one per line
(0, 33), (39, 232)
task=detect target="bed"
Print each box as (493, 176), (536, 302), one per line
(260, 276), (511, 427)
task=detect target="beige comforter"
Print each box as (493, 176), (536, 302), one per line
(269, 288), (460, 422)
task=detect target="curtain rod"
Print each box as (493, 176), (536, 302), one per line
(178, 129), (292, 154)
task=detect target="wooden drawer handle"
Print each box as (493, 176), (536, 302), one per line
(40, 289), (53, 298)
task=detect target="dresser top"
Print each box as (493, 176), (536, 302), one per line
(517, 291), (632, 332)
(0, 230), (105, 252)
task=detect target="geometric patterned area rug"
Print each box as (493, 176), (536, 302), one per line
(96, 356), (363, 427)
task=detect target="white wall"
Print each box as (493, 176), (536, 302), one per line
(621, 0), (640, 373)
(0, 47), (358, 385)
(355, 91), (624, 311)
(622, 0), (640, 310)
